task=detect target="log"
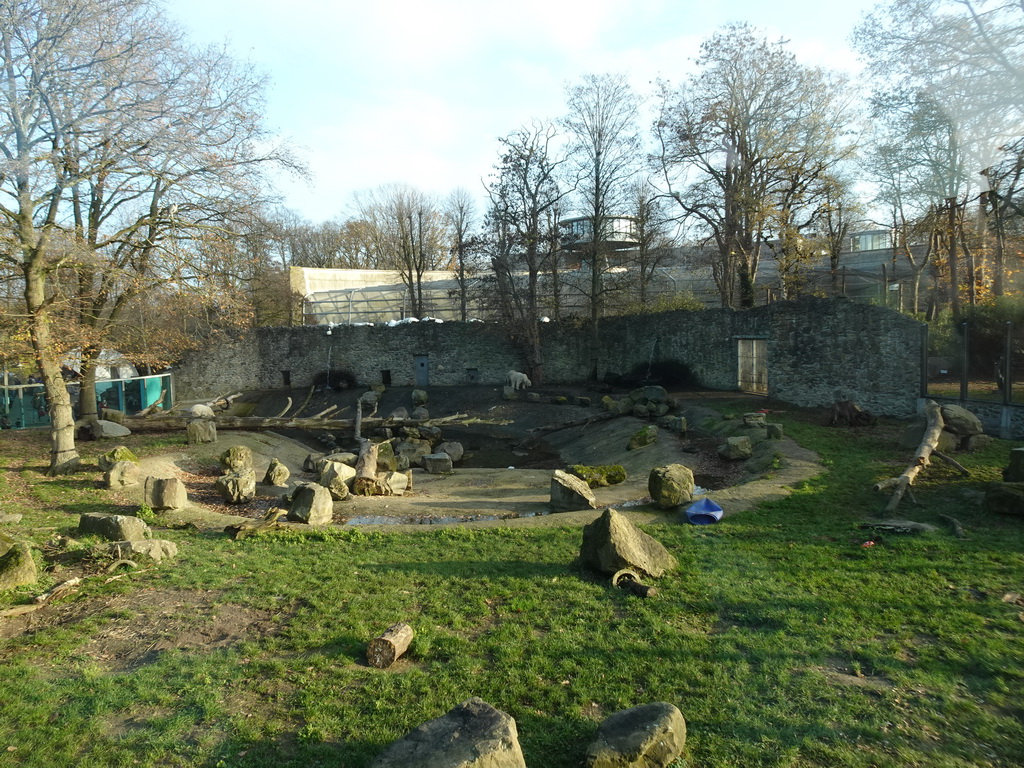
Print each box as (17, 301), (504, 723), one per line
(123, 412), (476, 433)
(367, 622), (414, 668)
(353, 441), (382, 496)
(932, 450), (971, 477)
(883, 400), (943, 513)
(273, 398), (293, 418)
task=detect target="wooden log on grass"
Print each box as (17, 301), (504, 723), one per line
(880, 400), (943, 513)
(367, 623), (414, 668)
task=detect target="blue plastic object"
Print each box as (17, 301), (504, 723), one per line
(685, 497), (723, 525)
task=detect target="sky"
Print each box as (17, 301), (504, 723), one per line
(167, 0), (882, 223)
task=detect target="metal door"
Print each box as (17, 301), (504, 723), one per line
(414, 355), (429, 387)
(737, 339), (767, 393)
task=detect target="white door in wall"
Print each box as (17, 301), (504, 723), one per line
(737, 339), (767, 394)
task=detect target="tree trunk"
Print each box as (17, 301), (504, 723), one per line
(367, 623), (414, 668)
(353, 441), (382, 496)
(876, 400), (943, 513)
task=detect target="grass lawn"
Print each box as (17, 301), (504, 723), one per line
(0, 407), (1022, 768)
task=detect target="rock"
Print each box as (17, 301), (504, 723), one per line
(303, 452), (324, 472)
(436, 441), (464, 463)
(263, 458), (291, 487)
(718, 436), (753, 460)
(652, 403), (669, 417)
(0, 514), (23, 525)
(569, 465), (627, 488)
(615, 399), (634, 415)
(1003, 448), (1024, 482)
(325, 451), (359, 467)
(985, 482), (1024, 516)
(104, 460), (140, 488)
(360, 390), (381, 410)
(900, 421), (958, 452)
(100, 408), (126, 425)
(628, 385), (669, 405)
(188, 404), (216, 419)
(585, 702), (687, 768)
(97, 445), (139, 471)
(370, 697), (526, 768)
(550, 469), (598, 512)
(219, 445), (253, 474)
(743, 412), (767, 428)
(963, 434), (993, 452)
(186, 419), (217, 445)
(627, 425), (658, 450)
(143, 476), (187, 510)
(648, 464), (695, 509)
(395, 438), (434, 467)
(580, 508), (677, 578)
(0, 542), (37, 590)
(79, 419), (131, 439)
(371, 382), (386, 394)
(376, 441), (399, 472)
(411, 389), (429, 406)
(601, 396), (617, 412)
(766, 423), (785, 440)
(215, 469), (257, 503)
(319, 460), (355, 500)
(389, 407), (410, 420)
(422, 453), (454, 474)
(411, 406), (430, 421)
(503, 386), (520, 401)
(288, 483), (334, 525)
(940, 404), (984, 436)
(657, 415), (686, 433)
(380, 471), (409, 496)
(78, 513), (150, 542)
(106, 539), (177, 563)
(632, 404), (651, 419)
(526, 392), (542, 403)
(575, 396), (592, 407)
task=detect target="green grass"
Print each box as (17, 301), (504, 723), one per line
(0, 416), (1023, 767)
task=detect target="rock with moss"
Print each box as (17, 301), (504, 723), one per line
(215, 469), (257, 503)
(648, 464), (695, 509)
(601, 396), (618, 412)
(263, 458), (290, 487)
(718, 436), (752, 460)
(585, 702), (686, 768)
(550, 470), (598, 512)
(580, 508), (677, 578)
(98, 445), (139, 471)
(0, 540), (37, 590)
(627, 425), (658, 450)
(569, 464), (627, 488)
(219, 445), (253, 474)
(376, 441), (399, 472)
(411, 389), (429, 406)
(186, 419), (217, 445)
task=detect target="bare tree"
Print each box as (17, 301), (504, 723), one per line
(443, 187), (480, 322)
(563, 73), (642, 378)
(654, 24), (854, 309)
(0, 0), (292, 472)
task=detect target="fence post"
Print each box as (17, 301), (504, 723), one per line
(1004, 321), (1013, 406)
(960, 321), (969, 402)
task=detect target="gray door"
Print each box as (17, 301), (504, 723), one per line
(737, 339), (767, 393)
(414, 355), (429, 387)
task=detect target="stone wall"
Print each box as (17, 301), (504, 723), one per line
(173, 299), (924, 417)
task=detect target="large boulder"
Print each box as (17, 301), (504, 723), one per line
(370, 697), (526, 768)
(648, 465), (695, 509)
(628, 385), (669, 406)
(585, 703), (687, 768)
(319, 460), (355, 500)
(580, 508), (677, 578)
(395, 438), (434, 467)
(219, 445), (253, 474)
(550, 470), (598, 512)
(376, 441), (399, 472)
(79, 419), (131, 439)
(215, 469), (257, 503)
(985, 482), (1024, 516)
(423, 453), (454, 474)
(97, 445), (139, 471)
(288, 483), (334, 525)
(717, 436), (753, 460)
(940, 404), (984, 436)
(143, 476), (187, 510)
(411, 389), (429, 407)
(186, 419), (217, 445)
(0, 541), (37, 591)
(105, 539), (177, 563)
(436, 441), (465, 463)
(104, 460), (140, 489)
(263, 458), (291, 487)
(78, 513), (150, 542)
(380, 471), (409, 496)
(627, 425), (658, 451)
(569, 465), (627, 488)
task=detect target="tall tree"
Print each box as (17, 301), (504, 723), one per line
(0, 0), (289, 472)
(443, 187), (479, 323)
(654, 24), (853, 308)
(563, 73), (642, 378)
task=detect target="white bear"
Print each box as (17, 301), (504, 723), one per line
(506, 370), (532, 390)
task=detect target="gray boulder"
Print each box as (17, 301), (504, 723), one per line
(395, 438), (434, 467)
(97, 445), (139, 471)
(580, 508), (678, 578)
(319, 460), (355, 500)
(389, 407), (410, 420)
(940, 404), (984, 436)
(186, 419), (217, 445)
(215, 469), (257, 503)
(263, 458), (291, 487)
(550, 470), (598, 512)
(627, 425), (658, 450)
(628, 385), (669, 405)
(436, 441), (465, 463)
(219, 445), (253, 474)
(743, 412), (767, 428)
(380, 471), (409, 496)
(411, 389), (429, 406)
(81, 419), (131, 439)
(106, 539), (178, 563)
(370, 697), (526, 768)
(766, 423), (785, 440)
(104, 460), (140, 489)
(900, 421), (957, 452)
(1003, 448), (1024, 482)
(78, 513), (150, 542)
(0, 541), (37, 591)
(288, 483), (334, 525)
(143, 476), (187, 510)
(585, 702), (687, 768)
(423, 453), (454, 474)
(718, 436), (753, 460)
(325, 451), (359, 467)
(411, 406), (430, 421)
(648, 465), (695, 509)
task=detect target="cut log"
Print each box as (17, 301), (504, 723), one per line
(881, 400), (943, 513)
(367, 622), (414, 668)
(353, 441), (382, 496)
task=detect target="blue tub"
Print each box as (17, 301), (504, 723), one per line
(685, 497), (723, 525)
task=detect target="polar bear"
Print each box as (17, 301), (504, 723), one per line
(506, 370), (532, 390)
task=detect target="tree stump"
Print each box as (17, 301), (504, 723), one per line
(353, 441), (382, 496)
(367, 622), (414, 668)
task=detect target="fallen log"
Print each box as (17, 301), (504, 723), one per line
(367, 622), (414, 668)
(529, 411), (619, 434)
(123, 412), (476, 433)
(878, 400), (943, 513)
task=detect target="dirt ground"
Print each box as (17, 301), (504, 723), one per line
(143, 385), (823, 532)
